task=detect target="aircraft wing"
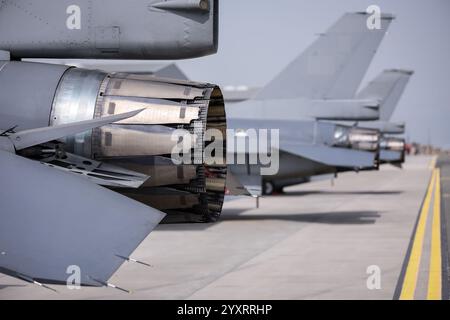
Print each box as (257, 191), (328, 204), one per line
(0, 149), (165, 286)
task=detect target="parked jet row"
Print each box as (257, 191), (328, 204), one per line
(0, 1), (411, 289)
(223, 68), (412, 194)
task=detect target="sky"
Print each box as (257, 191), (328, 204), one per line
(175, 0), (450, 148)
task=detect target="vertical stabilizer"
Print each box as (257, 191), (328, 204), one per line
(255, 12), (394, 100)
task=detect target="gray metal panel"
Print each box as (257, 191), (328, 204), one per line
(227, 117), (325, 146)
(27, 60), (188, 79)
(255, 12), (393, 100)
(0, 0), (218, 59)
(226, 98), (380, 122)
(50, 67), (108, 157)
(0, 61), (69, 130)
(357, 69), (413, 121)
(41, 152), (149, 189)
(0, 150), (165, 285)
(358, 121), (405, 134)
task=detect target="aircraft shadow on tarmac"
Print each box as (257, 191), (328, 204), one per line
(157, 210), (381, 231)
(0, 284), (27, 290)
(220, 210), (381, 225)
(277, 190), (403, 197)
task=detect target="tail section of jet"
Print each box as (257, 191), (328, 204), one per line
(357, 69), (414, 122)
(254, 12), (394, 101)
(226, 117), (380, 195)
(356, 69), (413, 166)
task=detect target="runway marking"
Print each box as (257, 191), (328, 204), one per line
(427, 168), (442, 300)
(429, 156), (437, 170)
(399, 169), (436, 300)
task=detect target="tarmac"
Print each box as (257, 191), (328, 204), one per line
(1, 155), (447, 300)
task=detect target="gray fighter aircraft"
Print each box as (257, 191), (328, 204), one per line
(225, 12), (394, 195)
(224, 67), (413, 193)
(287, 69), (414, 190)
(0, 0), (226, 288)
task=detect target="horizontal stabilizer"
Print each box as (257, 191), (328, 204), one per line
(226, 98), (380, 121)
(0, 150), (165, 285)
(357, 69), (413, 121)
(359, 121), (405, 134)
(281, 143), (376, 169)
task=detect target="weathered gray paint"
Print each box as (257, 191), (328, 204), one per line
(0, 150), (165, 286)
(0, 0), (218, 60)
(0, 61), (69, 130)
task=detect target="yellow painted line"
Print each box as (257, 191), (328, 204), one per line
(429, 156), (437, 170)
(427, 168), (442, 300)
(399, 169), (436, 300)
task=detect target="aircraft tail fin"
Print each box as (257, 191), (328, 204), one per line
(357, 69), (413, 121)
(255, 12), (394, 100)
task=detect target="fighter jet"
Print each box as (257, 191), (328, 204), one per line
(227, 68), (414, 193)
(0, 0), (226, 288)
(224, 12), (394, 195)
(283, 69), (414, 190)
